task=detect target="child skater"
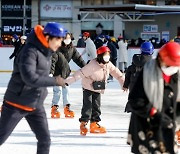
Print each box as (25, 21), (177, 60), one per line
(65, 46), (124, 135)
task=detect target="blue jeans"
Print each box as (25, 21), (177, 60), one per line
(52, 86), (69, 107)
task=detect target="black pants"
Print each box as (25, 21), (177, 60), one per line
(0, 103), (50, 154)
(79, 89), (101, 123)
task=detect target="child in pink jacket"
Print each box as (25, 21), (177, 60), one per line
(65, 46), (124, 135)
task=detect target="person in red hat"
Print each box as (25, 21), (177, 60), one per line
(127, 42), (180, 154)
(81, 32), (97, 63)
(65, 46), (124, 136)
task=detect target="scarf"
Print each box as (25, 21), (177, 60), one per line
(143, 59), (180, 111)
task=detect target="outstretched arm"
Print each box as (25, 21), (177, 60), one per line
(65, 61), (93, 85)
(109, 62), (125, 87)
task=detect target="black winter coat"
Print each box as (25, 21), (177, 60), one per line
(123, 54), (152, 91)
(4, 30), (57, 109)
(77, 38), (86, 48)
(94, 38), (103, 49)
(9, 40), (21, 59)
(107, 41), (117, 61)
(127, 70), (178, 154)
(50, 45), (86, 78)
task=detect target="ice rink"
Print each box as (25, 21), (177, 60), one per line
(0, 73), (132, 154)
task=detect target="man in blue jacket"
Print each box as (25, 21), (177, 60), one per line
(0, 22), (66, 154)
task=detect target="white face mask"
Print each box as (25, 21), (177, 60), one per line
(64, 39), (71, 45)
(152, 39), (155, 43)
(161, 66), (179, 76)
(12, 38), (15, 42)
(103, 55), (110, 63)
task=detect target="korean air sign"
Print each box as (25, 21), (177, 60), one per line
(1, 0), (31, 17)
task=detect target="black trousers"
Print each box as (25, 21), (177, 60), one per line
(79, 89), (101, 123)
(0, 102), (50, 154)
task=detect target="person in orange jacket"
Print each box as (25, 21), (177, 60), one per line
(0, 22), (66, 154)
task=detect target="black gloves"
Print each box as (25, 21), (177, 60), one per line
(149, 111), (173, 129)
(149, 112), (162, 127)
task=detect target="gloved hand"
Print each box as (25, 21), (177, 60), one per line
(149, 107), (173, 129)
(9, 56), (13, 59)
(149, 107), (161, 127)
(161, 114), (173, 129)
(149, 112), (161, 128)
(55, 76), (65, 87)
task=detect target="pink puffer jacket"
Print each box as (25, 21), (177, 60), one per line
(65, 59), (124, 94)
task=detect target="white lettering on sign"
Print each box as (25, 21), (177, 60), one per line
(3, 26), (28, 32)
(52, 5), (71, 11)
(2, 5), (21, 9)
(2, 5), (31, 11)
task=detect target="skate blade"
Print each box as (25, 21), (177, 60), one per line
(65, 115), (74, 118)
(80, 131), (87, 136)
(90, 130), (106, 133)
(51, 115), (60, 118)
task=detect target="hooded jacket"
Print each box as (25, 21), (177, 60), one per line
(50, 45), (86, 78)
(4, 25), (57, 109)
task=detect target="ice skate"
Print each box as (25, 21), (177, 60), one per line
(90, 122), (106, 133)
(51, 105), (60, 118)
(175, 130), (180, 146)
(80, 121), (88, 136)
(64, 104), (75, 118)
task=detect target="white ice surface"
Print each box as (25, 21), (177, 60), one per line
(0, 73), (131, 154)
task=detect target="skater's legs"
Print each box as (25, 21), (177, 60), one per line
(62, 86), (69, 107)
(79, 89), (93, 122)
(0, 103), (25, 145)
(118, 62), (124, 72)
(52, 86), (61, 106)
(25, 106), (50, 154)
(91, 92), (101, 122)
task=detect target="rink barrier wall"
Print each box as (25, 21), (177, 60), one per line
(0, 47), (159, 72)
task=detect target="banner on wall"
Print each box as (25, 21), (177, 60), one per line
(143, 25), (158, 33)
(141, 32), (160, 41)
(40, 1), (72, 18)
(162, 31), (169, 41)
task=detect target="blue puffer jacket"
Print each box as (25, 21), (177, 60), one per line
(4, 26), (57, 109)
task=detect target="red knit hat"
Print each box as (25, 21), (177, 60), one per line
(159, 42), (180, 66)
(97, 46), (111, 55)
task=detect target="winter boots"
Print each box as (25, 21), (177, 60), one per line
(90, 122), (106, 133)
(64, 104), (75, 118)
(51, 105), (60, 118)
(80, 122), (106, 135)
(80, 122), (88, 136)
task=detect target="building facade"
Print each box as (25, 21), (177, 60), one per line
(0, 0), (180, 44)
